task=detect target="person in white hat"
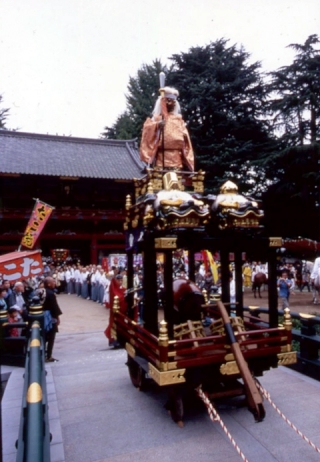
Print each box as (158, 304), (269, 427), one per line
(140, 86), (194, 171)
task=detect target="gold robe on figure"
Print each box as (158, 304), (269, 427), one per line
(140, 114), (194, 171)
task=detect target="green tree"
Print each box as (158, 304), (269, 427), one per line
(268, 34), (320, 146)
(262, 36), (320, 239)
(168, 39), (276, 193)
(0, 94), (9, 129)
(102, 59), (171, 140)
(102, 112), (136, 140)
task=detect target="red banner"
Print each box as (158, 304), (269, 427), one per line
(20, 200), (54, 249)
(0, 250), (44, 283)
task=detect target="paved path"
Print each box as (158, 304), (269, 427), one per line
(3, 294), (320, 462)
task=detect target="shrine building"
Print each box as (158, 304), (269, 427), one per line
(0, 130), (145, 263)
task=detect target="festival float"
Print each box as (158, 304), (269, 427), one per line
(110, 76), (297, 426)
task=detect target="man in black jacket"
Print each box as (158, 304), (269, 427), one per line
(43, 277), (63, 362)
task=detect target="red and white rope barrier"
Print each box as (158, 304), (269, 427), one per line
(196, 386), (249, 462)
(255, 380), (320, 454)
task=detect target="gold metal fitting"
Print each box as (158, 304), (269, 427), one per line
(283, 307), (292, 331)
(159, 320), (169, 347)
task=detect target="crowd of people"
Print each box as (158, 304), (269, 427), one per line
(0, 255), (318, 355)
(0, 275), (63, 362)
(47, 263), (128, 307)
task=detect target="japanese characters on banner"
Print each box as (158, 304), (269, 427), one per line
(0, 251), (44, 283)
(20, 199), (54, 249)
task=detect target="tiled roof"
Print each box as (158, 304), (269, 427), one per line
(0, 130), (145, 180)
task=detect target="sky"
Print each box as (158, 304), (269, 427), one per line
(1, 0), (319, 139)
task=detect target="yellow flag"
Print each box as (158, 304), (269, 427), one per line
(207, 250), (218, 284)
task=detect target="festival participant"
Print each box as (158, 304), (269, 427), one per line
(93, 265), (102, 302)
(70, 265), (76, 294)
(80, 267), (89, 299)
(103, 273), (112, 308)
(52, 271), (61, 294)
(104, 274), (126, 348)
(65, 266), (72, 294)
(90, 265), (98, 301)
(74, 265), (81, 296)
(57, 268), (66, 294)
(140, 86), (194, 171)
(98, 268), (108, 305)
(242, 262), (252, 288)
(42, 276), (63, 362)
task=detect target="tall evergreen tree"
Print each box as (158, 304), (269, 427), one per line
(102, 112), (136, 140)
(268, 34), (320, 146)
(102, 60), (171, 140)
(262, 36), (320, 240)
(168, 39), (275, 193)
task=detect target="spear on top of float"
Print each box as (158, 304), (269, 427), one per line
(159, 71), (168, 119)
(159, 71), (167, 170)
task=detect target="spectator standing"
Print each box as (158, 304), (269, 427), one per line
(277, 271), (292, 309)
(7, 282), (28, 320)
(0, 286), (8, 310)
(2, 280), (12, 302)
(7, 306), (20, 337)
(300, 268), (311, 292)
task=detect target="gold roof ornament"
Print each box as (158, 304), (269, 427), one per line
(220, 181), (238, 194)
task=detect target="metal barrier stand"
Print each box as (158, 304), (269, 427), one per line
(16, 304), (51, 462)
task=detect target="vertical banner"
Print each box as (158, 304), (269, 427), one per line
(206, 250), (219, 284)
(20, 199), (54, 249)
(201, 250), (219, 283)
